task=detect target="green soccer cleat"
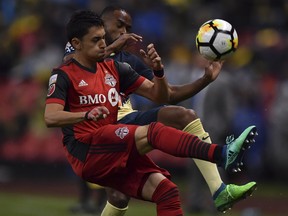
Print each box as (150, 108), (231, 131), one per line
(224, 125), (257, 173)
(214, 182), (257, 213)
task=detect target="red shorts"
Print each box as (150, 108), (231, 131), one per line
(64, 123), (170, 199)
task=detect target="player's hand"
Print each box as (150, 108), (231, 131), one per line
(203, 60), (224, 82)
(139, 43), (164, 71)
(107, 33), (143, 54)
(85, 106), (110, 121)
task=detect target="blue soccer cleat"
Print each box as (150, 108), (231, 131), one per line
(223, 126), (258, 173)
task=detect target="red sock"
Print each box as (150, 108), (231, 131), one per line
(147, 122), (223, 163)
(151, 178), (183, 216)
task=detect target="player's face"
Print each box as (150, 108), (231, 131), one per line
(104, 10), (132, 45)
(79, 26), (107, 62)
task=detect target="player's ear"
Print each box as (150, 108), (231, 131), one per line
(71, 38), (81, 50)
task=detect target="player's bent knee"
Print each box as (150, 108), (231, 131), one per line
(106, 188), (130, 208)
(152, 178), (182, 215)
(185, 108), (197, 121)
(158, 106), (198, 130)
(174, 107), (198, 129)
(152, 179), (179, 203)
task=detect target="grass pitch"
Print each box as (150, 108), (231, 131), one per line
(0, 192), (221, 216)
(0, 181), (287, 216)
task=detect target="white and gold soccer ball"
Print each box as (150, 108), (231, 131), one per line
(196, 19), (238, 61)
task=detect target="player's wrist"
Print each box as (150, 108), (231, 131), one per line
(202, 74), (213, 84)
(153, 69), (164, 78)
(84, 111), (92, 121)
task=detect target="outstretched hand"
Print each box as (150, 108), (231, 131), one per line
(203, 60), (224, 82)
(139, 43), (164, 71)
(108, 33), (143, 53)
(85, 106), (110, 121)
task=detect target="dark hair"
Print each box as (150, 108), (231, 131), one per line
(66, 10), (104, 42)
(100, 5), (128, 18)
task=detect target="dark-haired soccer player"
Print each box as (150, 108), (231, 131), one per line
(45, 10), (257, 216)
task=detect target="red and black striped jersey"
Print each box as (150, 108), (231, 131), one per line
(46, 58), (145, 139)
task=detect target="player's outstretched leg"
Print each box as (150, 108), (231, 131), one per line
(147, 123), (258, 173)
(183, 119), (258, 212)
(213, 182), (257, 213)
(223, 125), (257, 173)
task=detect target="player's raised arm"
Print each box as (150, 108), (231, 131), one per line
(167, 56), (223, 104)
(137, 44), (223, 105)
(134, 43), (170, 103)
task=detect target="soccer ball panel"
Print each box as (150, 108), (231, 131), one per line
(198, 46), (217, 60)
(213, 32), (233, 53)
(197, 23), (215, 42)
(213, 19), (232, 31)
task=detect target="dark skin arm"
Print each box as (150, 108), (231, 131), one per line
(167, 60), (223, 104)
(104, 33), (223, 105)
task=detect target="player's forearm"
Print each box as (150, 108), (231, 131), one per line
(151, 76), (170, 103)
(168, 76), (211, 104)
(104, 43), (117, 58)
(45, 111), (86, 127)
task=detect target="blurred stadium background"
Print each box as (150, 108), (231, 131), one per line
(0, 0), (288, 215)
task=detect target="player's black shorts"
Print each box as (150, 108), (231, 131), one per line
(118, 106), (163, 125)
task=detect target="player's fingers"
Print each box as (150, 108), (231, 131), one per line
(99, 106), (110, 115)
(212, 61), (223, 70)
(147, 43), (154, 49)
(149, 52), (159, 60)
(129, 33), (143, 41)
(146, 45), (155, 53)
(139, 49), (148, 59)
(152, 56), (162, 64)
(128, 35), (142, 42)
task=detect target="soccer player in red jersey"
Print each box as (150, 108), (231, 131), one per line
(45, 10), (257, 216)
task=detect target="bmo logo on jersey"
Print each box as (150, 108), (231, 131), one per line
(79, 88), (119, 107)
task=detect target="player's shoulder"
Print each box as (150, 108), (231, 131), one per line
(50, 59), (75, 77)
(121, 51), (140, 61)
(113, 51), (140, 63)
(54, 58), (74, 70)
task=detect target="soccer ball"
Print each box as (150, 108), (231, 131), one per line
(196, 19), (238, 61)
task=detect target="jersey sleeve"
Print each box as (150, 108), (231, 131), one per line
(46, 69), (70, 106)
(114, 61), (145, 95)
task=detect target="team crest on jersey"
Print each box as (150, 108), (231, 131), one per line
(105, 73), (116, 87)
(115, 127), (129, 139)
(47, 84), (55, 97)
(49, 74), (58, 85)
(47, 74), (57, 97)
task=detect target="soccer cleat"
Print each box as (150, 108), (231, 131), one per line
(214, 182), (257, 213)
(223, 126), (257, 173)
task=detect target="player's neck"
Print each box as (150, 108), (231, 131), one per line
(73, 55), (96, 71)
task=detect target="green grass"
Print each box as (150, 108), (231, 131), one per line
(0, 191), (265, 216)
(1, 181), (287, 216)
(0, 192), (155, 216)
(0, 192), (225, 216)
